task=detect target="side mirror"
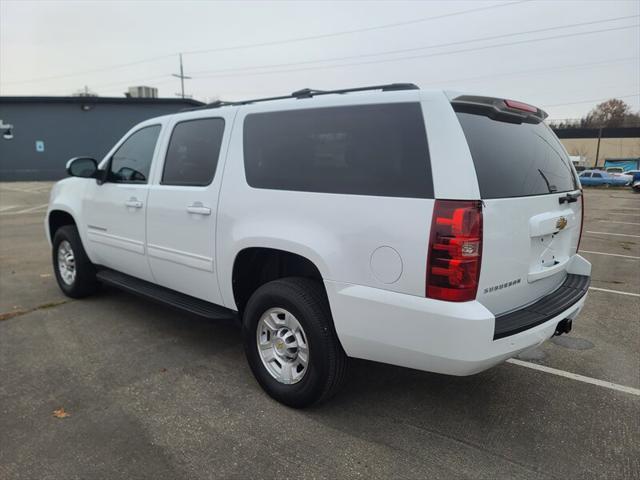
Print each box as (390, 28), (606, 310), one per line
(66, 157), (98, 178)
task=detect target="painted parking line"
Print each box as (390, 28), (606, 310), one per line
(589, 287), (640, 298)
(507, 359), (640, 396)
(586, 231), (640, 238)
(599, 220), (640, 226)
(607, 213), (640, 216)
(1, 203), (49, 215)
(0, 185), (41, 194)
(588, 210), (640, 214)
(588, 213), (640, 218)
(580, 250), (640, 260)
(0, 205), (17, 212)
(20, 203), (48, 213)
(17, 203), (49, 214)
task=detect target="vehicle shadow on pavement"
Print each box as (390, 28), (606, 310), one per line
(100, 287), (636, 477)
(4, 286), (633, 480)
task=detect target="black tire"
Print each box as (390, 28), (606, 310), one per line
(52, 225), (98, 298)
(242, 277), (348, 408)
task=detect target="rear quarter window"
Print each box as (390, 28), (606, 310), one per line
(243, 103), (433, 198)
(456, 112), (578, 199)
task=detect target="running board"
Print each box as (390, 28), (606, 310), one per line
(96, 269), (237, 321)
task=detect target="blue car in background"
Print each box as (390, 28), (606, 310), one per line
(629, 171), (640, 192)
(578, 170), (630, 187)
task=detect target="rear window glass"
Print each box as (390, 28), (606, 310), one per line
(456, 112), (578, 199)
(243, 103), (433, 198)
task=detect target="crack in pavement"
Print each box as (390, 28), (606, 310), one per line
(0, 299), (71, 321)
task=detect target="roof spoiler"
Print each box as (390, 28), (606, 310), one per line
(451, 95), (548, 124)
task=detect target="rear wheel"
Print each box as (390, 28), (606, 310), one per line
(242, 277), (347, 408)
(52, 225), (98, 298)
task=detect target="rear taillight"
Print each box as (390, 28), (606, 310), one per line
(426, 200), (483, 302)
(577, 192), (584, 252)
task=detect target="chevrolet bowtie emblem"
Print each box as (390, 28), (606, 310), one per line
(556, 217), (568, 230)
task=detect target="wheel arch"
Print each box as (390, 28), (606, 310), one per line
(47, 209), (77, 243)
(231, 247), (327, 314)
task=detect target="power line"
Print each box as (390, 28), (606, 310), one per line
(74, 55), (635, 96)
(189, 15), (638, 77)
(80, 74), (172, 91)
(0, 0), (529, 86)
(543, 94), (639, 108)
(48, 32), (640, 96)
(70, 15), (638, 94)
(419, 57), (637, 87)
(71, 29), (638, 96)
(181, 0), (531, 56)
(428, 63), (633, 96)
(192, 23), (639, 81)
(0, 53), (175, 86)
(75, 12), (640, 92)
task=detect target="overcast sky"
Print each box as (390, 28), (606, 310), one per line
(1, 0), (638, 119)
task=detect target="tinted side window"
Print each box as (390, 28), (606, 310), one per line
(243, 103), (433, 198)
(162, 118), (225, 186)
(580, 172), (592, 178)
(456, 112), (578, 199)
(592, 172), (602, 178)
(108, 125), (161, 184)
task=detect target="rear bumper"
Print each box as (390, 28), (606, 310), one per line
(494, 274), (590, 339)
(326, 255), (591, 376)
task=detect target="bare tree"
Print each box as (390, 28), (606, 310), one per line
(583, 99), (640, 128)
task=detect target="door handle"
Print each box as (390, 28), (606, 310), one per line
(187, 202), (211, 215)
(125, 198), (143, 209)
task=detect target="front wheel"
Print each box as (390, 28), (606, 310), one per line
(242, 277), (348, 408)
(52, 225), (98, 298)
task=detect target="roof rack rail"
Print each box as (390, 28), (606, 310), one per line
(196, 83), (419, 110)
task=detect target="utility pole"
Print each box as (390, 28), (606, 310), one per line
(594, 126), (603, 168)
(172, 53), (192, 99)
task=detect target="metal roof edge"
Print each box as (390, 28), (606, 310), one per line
(0, 96), (204, 106)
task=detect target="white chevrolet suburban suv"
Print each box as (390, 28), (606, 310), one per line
(46, 84), (592, 407)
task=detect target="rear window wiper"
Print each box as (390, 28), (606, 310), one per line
(537, 169), (557, 193)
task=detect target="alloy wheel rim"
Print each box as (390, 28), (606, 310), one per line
(256, 307), (309, 385)
(57, 240), (76, 285)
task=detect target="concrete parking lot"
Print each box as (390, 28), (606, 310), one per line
(1, 182), (638, 479)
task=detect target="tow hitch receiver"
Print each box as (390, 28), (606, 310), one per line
(554, 319), (573, 336)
